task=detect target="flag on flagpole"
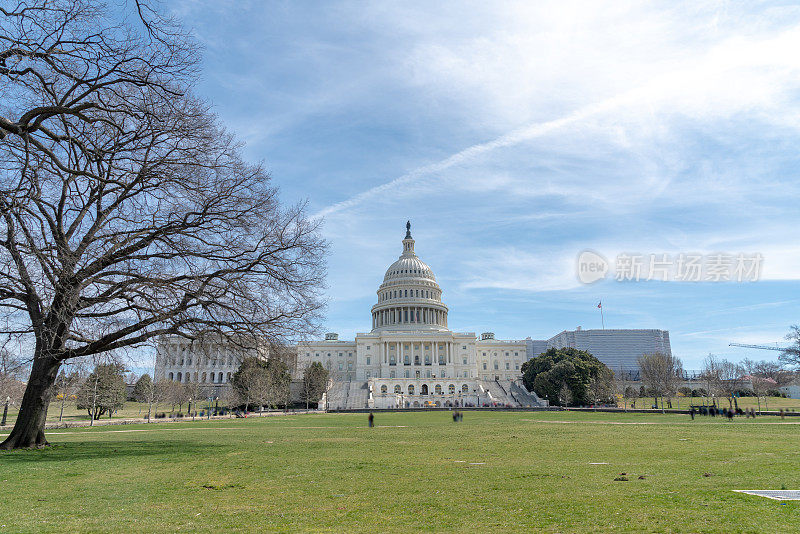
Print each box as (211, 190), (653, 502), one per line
(597, 301), (602, 309)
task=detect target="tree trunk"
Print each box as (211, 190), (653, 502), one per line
(0, 356), (61, 449)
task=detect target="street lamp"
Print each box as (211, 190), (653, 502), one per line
(207, 396), (212, 419)
(1, 396), (9, 426)
(188, 398), (194, 421)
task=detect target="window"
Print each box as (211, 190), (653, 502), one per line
(218, 372), (223, 382)
(404, 370), (410, 378)
(514, 352), (518, 356)
(366, 371), (371, 379)
(421, 384), (428, 395)
(408, 385), (415, 395)
(483, 362), (487, 370)
(462, 345), (466, 350)
(463, 371), (468, 377)
(366, 346), (370, 350)
(449, 384), (456, 394)
(390, 370), (396, 378)
(482, 352), (486, 357)
(366, 357), (371, 365)
(338, 363), (343, 371)
(505, 362), (510, 370)
(463, 357), (467, 364)
(506, 352), (509, 356)
(394, 385), (401, 393)
(327, 353), (331, 357)
(494, 362), (499, 370)
(347, 362), (353, 371)
(435, 384), (442, 395)
(462, 384), (469, 393)
(168, 372), (174, 381)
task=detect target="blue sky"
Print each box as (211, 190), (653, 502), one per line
(169, 0), (799, 370)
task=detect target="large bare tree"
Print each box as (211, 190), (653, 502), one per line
(637, 352), (682, 413)
(0, 1), (326, 448)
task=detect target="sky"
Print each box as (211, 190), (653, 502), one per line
(167, 0), (799, 370)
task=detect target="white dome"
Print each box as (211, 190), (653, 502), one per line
(383, 256), (436, 283)
(370, 222), (449, 332)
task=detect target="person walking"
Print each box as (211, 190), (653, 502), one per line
(368, 412), (374, 428)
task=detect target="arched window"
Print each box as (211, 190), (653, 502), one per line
(408, 384), (415, 395)
(449, 384), (456, 394)
(381, 385), (388, 394)
(415, 355), (420, 365)
(462, 384), (469, 393)
(394, 385), (402, 393)
(404, 354), (410, 365)
(435, 384), (442, 395)
(218, 372), (223, 382)
(227, 372), (232, 381)
(201, 372), (207, 383)
(421, 384), (428, 395)
(168, 372), (174, 381)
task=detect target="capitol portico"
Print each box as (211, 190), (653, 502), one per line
(296, 222), (541, 409)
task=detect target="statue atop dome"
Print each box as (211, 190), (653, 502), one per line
(405, 220), (412, 239)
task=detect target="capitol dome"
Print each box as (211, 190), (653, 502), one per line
(370, 222), (449, 332)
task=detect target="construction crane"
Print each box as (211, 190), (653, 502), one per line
(728, 342), (787, 351)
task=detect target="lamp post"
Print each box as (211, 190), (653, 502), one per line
(207, 396), (212, 419)
(189, 398), (193, 421)
(1, 396), (9, 426)
(214, 397), (219, 416)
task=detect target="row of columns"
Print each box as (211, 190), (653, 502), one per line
(380, 340), (454, 365)
(372, 306), (447, 329)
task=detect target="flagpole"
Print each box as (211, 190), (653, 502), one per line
(599, 301), (605, 330)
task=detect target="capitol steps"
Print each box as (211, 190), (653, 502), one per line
(509, 380), (547, 407)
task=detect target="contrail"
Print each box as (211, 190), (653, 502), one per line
(314, 89), (638, 219)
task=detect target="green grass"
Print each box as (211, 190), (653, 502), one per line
(2, 401), (213, 425)
(1, 410), (799, 533)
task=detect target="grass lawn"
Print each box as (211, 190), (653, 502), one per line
(1, 410), (799, 533)
(2, 401), (216, 426)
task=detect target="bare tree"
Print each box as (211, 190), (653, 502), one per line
(637, 352), (682, 413)
(0, 346), (27, 405)
(781, 325), (800, 366)
(0, 2), (326, 448)
(53, 359), (85, 422)
(699, 354), (721, 408)
(716, 360), (745, 410)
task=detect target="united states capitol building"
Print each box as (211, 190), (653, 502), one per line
(156, 222), (672, 409)
(296, 222), (542, 409)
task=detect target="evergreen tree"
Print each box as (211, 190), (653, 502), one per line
(132, 374), (153, 403)
(521, 347), (613, 406)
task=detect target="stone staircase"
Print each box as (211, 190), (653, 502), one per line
(509, 380), (548, 407)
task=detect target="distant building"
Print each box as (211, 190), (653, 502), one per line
(154, 335), (268, 389)
(526, 327), (672, 373)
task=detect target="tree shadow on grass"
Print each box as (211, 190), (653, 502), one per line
(0, 439), (218, 464)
